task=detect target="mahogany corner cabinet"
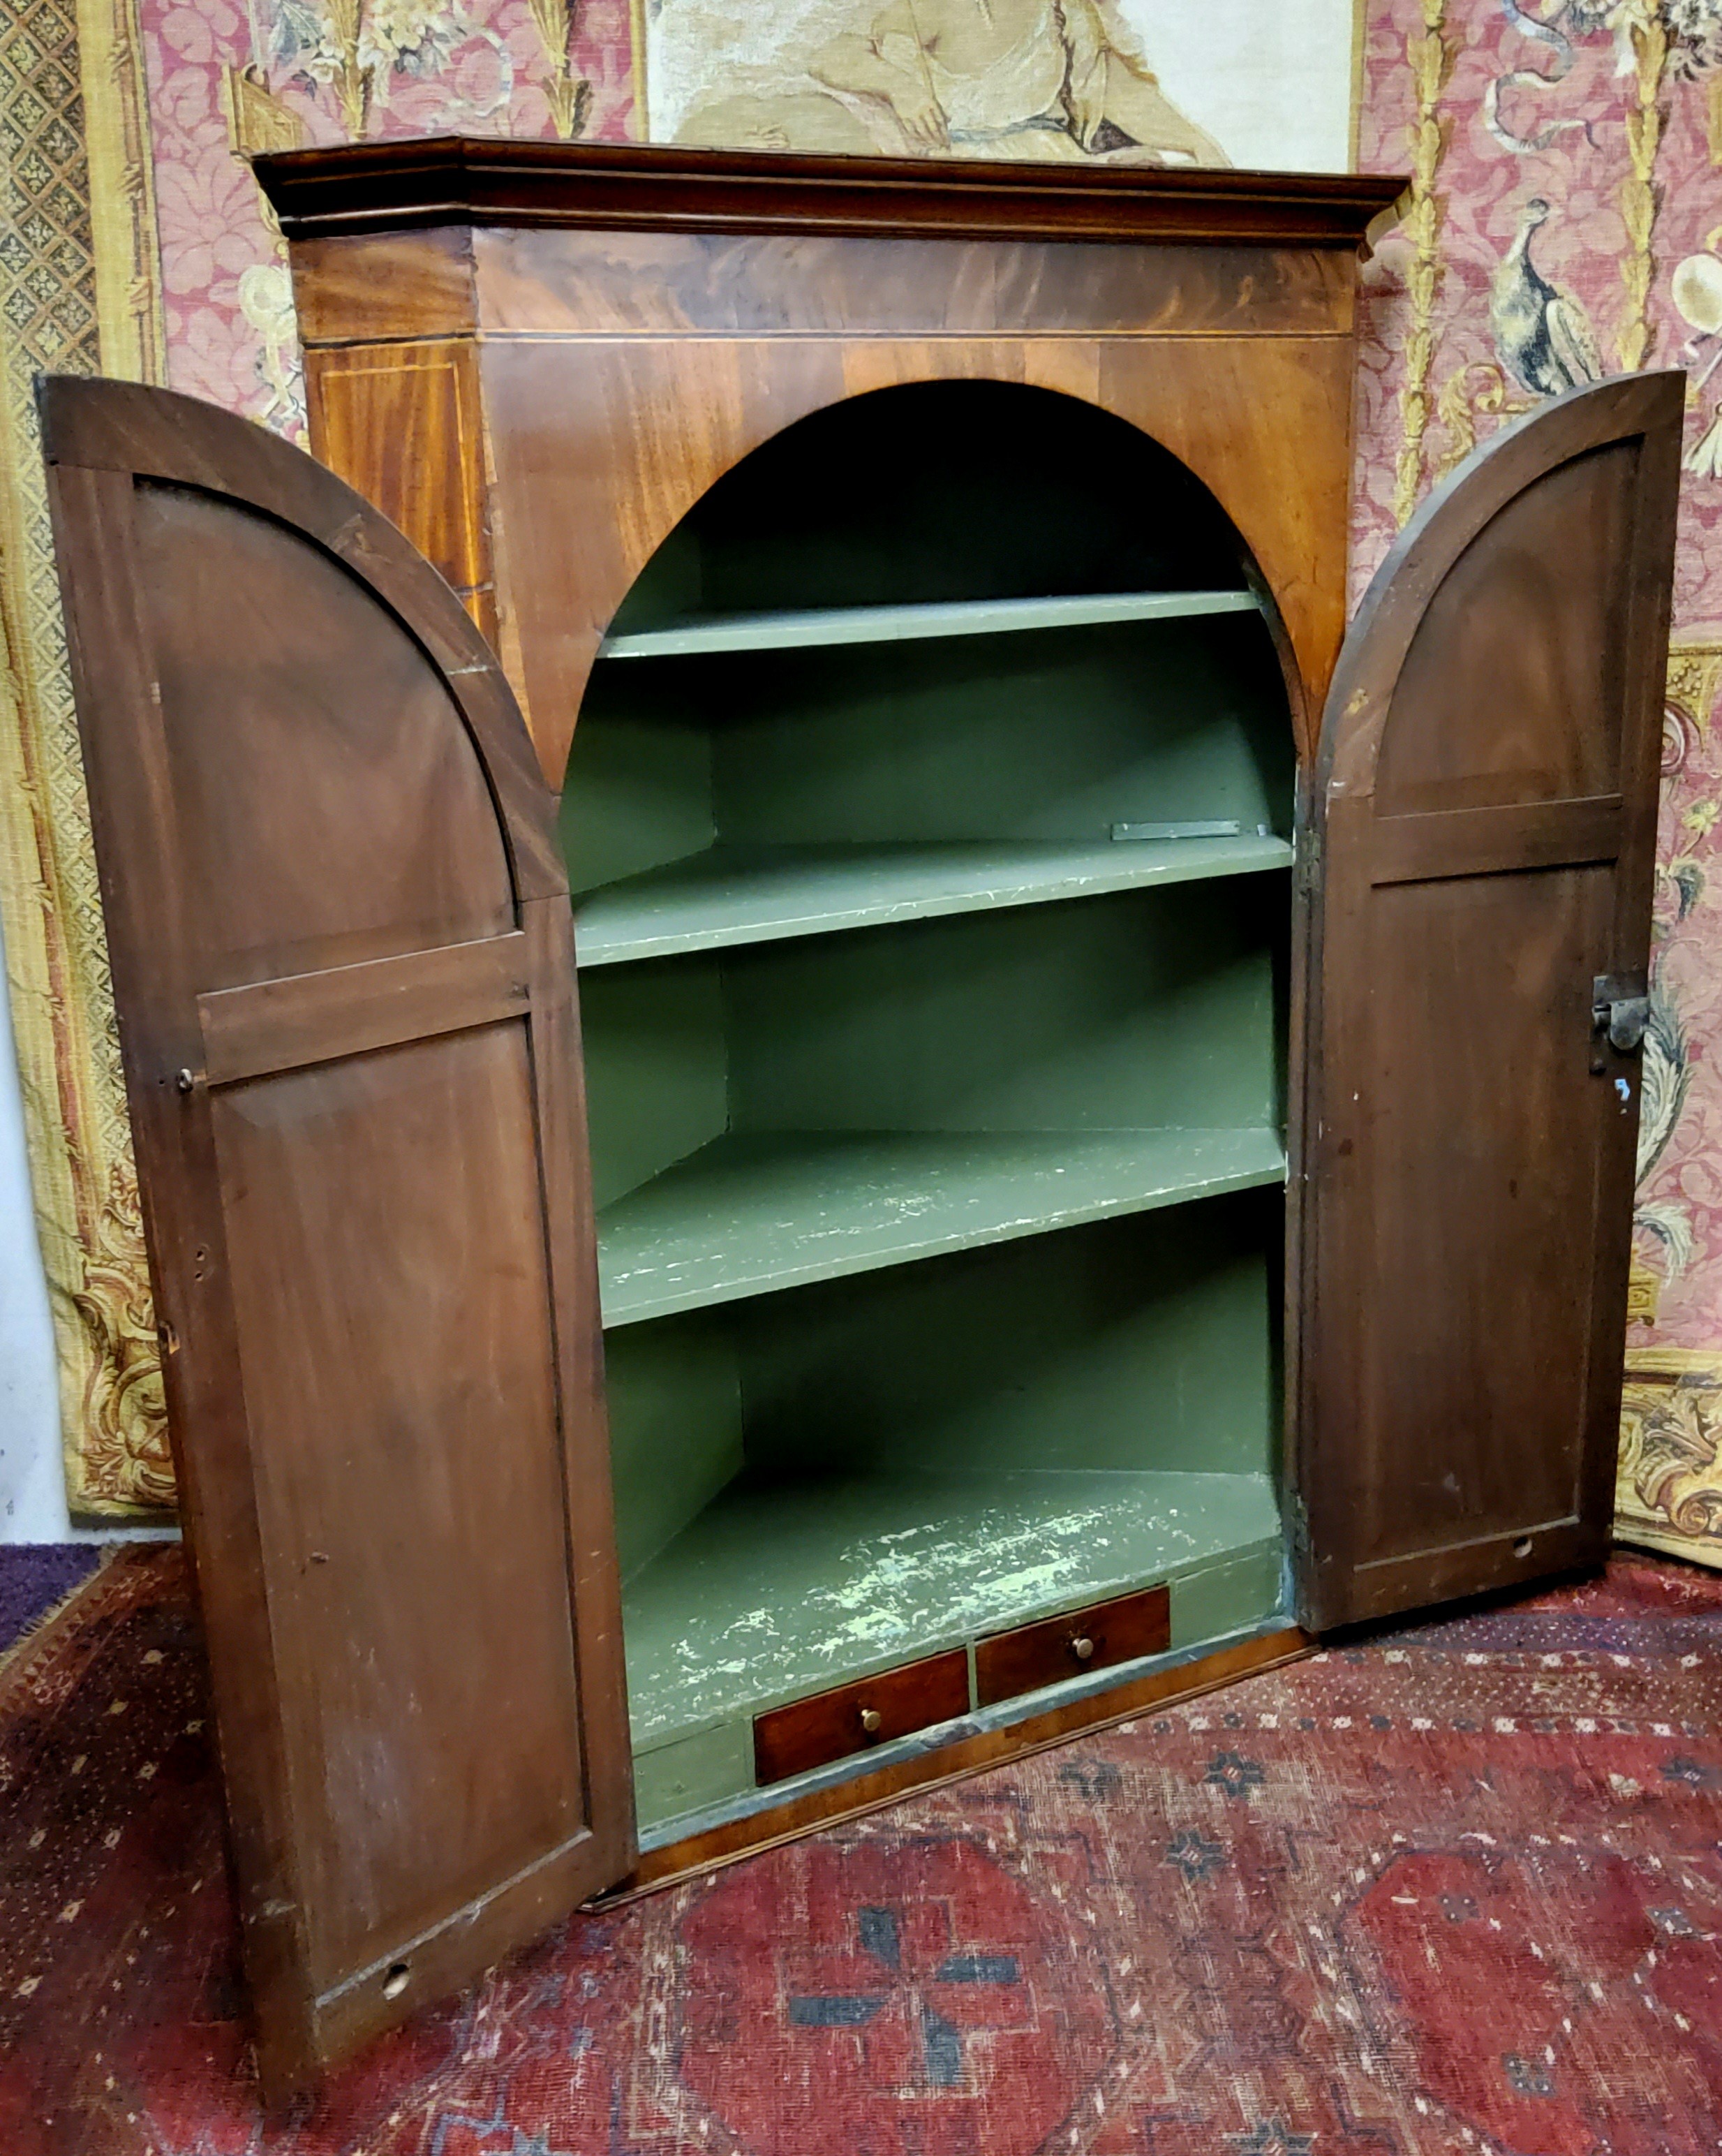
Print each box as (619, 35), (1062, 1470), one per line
(41, 138), (1681, 2099)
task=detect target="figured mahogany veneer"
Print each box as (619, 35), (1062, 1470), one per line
(258, 140), (1407, 783)
(974, 1583), (1171, 1707)
(753, 1649), (972, 1785)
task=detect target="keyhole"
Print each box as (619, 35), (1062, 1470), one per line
(381, 1963), (410, 2000)
(1513, 1537), (1532, 1559)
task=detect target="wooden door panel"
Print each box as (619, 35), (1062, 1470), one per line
(214, 1026), (588, 1989)
(1374, 441), (1639, 815)
(1370, 797), (1624, 884)
(1349, 866), (1613, 1565)
(135, 479), (513, 987)
(40, 377), (634, 2097)
(1296, 374), (1682, 1632)
(197, 934), (531, 1084)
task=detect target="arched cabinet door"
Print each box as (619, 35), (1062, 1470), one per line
(40, 378), (634, 2096)
(1293, 371), (1684, 1632)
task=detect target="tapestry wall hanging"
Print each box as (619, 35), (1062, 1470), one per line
(633, 0), (1360, 174)
(6, 0), (1722, 1575)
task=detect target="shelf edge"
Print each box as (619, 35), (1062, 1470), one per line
(600, 588), (1260, 660)
(574, 839), (1295, 968)
(597, 1138), (1289, 1327)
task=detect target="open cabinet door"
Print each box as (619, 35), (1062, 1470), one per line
(1294, 371), (1683, 1633)
(40, 378), (634, 2095)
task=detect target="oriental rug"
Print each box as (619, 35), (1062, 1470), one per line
(3, 1544), (1722, 2156)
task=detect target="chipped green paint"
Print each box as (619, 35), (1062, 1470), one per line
(622, 1469), (1284, 1757)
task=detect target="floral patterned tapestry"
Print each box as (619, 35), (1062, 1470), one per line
(0, 0), (634, 1519)
(1349, 1), (1722, 1567)
(8, 0), (1722, 1564)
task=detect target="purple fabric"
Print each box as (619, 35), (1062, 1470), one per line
(0, 1545), (101, 1654)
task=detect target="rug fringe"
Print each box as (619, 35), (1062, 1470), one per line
(0, 1543), (125, 1692)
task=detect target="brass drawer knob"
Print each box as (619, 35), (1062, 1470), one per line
(859, 1706), (882, 1735)
(1069, 1636), (1096, 1662)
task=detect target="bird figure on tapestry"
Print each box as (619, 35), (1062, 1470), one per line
(1490, 198), (1605, 397)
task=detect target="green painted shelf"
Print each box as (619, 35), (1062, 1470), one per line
(574, 834), (1293, 968)
(623, 1465), (1284, 1755)
(599, 588), (1261, 660)
(597, 1125), (1288, 1327)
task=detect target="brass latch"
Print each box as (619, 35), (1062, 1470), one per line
(1593, 973), (1650, 1055)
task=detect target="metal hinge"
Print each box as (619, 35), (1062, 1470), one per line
(1592, 973), (1650, 1056)
(1295, 825), (1322, 899)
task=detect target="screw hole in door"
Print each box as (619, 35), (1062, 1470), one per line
(1513, 1537), (1532, 1559)
(382, 1963), (410, 2000)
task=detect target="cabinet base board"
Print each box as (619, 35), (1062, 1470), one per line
(591, 1622), (1311, 1905)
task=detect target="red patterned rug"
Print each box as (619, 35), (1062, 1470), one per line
(3, 1546), (1722, 2156)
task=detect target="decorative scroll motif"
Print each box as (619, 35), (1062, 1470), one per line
(1617, 1348), (1722, 1556)
(1666, 644), (1722, 758)
(1617, 1), (1669, 372)
(68, 1166), (173, 1512)
(1430, 360), (1531, 485)
(1619, 642), (1722, 1565)
(1631, 643), (1722, 1336)
(1393, 0), (1455, 528)
(0, 0), (172, 1514)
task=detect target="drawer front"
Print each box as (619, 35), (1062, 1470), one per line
(974, 1583), (1171, 1707)
(753, 1649), (972, 1785)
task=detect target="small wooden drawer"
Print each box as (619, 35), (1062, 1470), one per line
(974, 1583), (1170, 1707)
(753, 1649), (971, 1786)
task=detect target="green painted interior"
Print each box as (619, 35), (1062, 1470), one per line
(574, 834), (1293, 969)
(563, 616), (1292, 901)
(599, 586), (1261, 659)
(611, 1197), (1284, 1737)
(604, 381), (1261, 629)
(597, 1126), (1288, 1327)
(558, 381), (1298, 1834)
(583, 877), (1287, 1204)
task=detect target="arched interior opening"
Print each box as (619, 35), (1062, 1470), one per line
(561, 382), (1296, 1838)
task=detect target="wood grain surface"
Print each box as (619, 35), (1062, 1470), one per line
(611, 1625), (1311, 1901)
(278, 145), (1391, 783)
(1293, 373), (1684, 1631)
(974, 1583), (1171, 1707)
(753, 1651), (973, 1785)
(255, 136), (1406, 250)
(40, 376), (634, 2101)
